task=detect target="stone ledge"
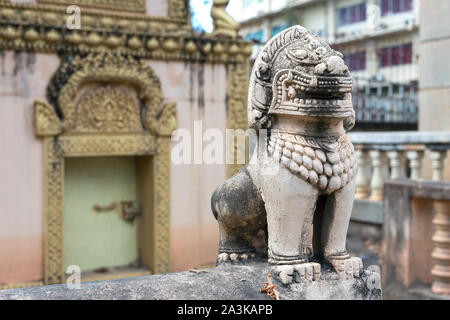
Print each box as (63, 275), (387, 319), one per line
(0, 261), (381, 300)
(348, 131), (450, 146)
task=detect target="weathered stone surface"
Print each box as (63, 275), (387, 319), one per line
(382, 179), (450, 292)
(0, 261), (381, 300)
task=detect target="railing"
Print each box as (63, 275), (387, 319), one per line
(352, 77), (418, 129)
(348, 132), (450, 201)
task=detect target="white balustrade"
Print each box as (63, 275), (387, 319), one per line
(369, 150), (384, 201)
(386, 150), (405, 179)
(430, 150), (447, 181)
(348, 132), (450, 201)
(406, 150), (423, 180)
(355, 150), (370, 199)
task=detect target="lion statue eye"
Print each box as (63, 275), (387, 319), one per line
(315, 47), (327, 57)
(293, 49), (308, 60)
(309, 39), (320, 48)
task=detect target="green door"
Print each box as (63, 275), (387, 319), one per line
(63, 156), (139, 274)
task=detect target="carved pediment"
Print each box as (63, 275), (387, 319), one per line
(34, 100), (63, 137)
(73, 85), (142, 134)
(36, 51), (178, 138)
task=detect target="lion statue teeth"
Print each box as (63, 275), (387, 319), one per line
(211, 25), (363, 285)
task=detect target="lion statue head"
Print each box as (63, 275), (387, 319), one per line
(248, 25), (355, 132)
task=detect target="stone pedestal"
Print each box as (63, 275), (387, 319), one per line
(0, 261), (381, 300)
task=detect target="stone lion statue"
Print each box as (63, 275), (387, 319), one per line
(211, 25), (363, 285)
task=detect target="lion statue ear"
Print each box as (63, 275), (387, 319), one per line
(248, 108), (271, 130)
(343, 109), (355, 132)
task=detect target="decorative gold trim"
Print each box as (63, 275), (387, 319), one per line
(37, 0), (146, 13)
(0, 1), (252, 63)
(42, 51), (177, 137)
(35, 53), (177, 285)
(0, 281), (44, 290)
(34, 100), (63, 136)
(210, 0), (239, 38)
(168, 0), (189, 22)
(42, 134), (174, 284)
(227, 60), (250, 177)
(1, 0), (186, 23)
(72, 85), (142, 134)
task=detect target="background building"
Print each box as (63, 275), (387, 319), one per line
(235, 0), (420, 130)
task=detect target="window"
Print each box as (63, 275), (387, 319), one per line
(314, 30), (324, 38)
(381, 0), (413, 16)
(245, 30), (264, 43)
(244, 0), (254, 7)
(378, 43), (412, 67)
(272, 23), (290, 37)
(338, 2), (367, 26)
(244, 0), (263, 7)
(344, 51), (366, 71)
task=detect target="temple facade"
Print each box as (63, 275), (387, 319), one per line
(0, 0), (251, 288)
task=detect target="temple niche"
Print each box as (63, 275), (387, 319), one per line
(0, 0), (252, 288)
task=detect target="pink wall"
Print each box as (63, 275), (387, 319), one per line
(0, 52), (60, 284)
(0, 52), (228, 285)
(148, 61), (227, 271)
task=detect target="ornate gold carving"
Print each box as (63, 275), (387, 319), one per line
(34, 100), (63, 137)
(147, 102), (179, 137)
(37, 0), (146, 12)
(0, 281), (44, 291)
(0, 1), (252, 63)
(168, 0), (188, 21)
(43, 134), (167, 284)
(153, 137), (172, 273)
(74, 86), (141, 134)
(45, 51), (175, 137)
(227, 61), (250, 177)
(211, 0), (239, 38)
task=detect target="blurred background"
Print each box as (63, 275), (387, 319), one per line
(194, 0), (420, 131)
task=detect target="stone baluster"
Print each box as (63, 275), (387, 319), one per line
(369, 150), (384, 201)
(431, 200), (450, 295)
(355, 149), (370, 199)
(406, 150), (423, 180)
(429, 150), (447, 181)
(386, 150), (405, 179)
